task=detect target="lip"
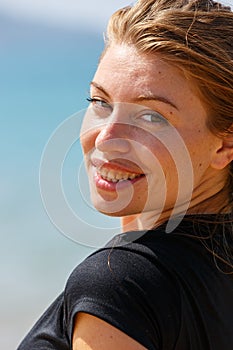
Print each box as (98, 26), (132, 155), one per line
(93, 171), (145, 192)
(91, 157), (144, 175)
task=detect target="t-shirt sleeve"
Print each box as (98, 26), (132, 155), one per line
(64, 245), (181, 350)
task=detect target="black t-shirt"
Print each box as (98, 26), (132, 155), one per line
(17, 216), (233, 350)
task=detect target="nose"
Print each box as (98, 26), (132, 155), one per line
(95, 122), (131, 154)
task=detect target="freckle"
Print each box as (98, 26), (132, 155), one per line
(158, 71), (161, 74)
(170, 111), (173, 115)
(199, 163), (202, 167)
(198, 129), (201, 133)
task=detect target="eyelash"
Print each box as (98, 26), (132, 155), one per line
(140, 112), (168, 125)
(86, 97), (112, 109)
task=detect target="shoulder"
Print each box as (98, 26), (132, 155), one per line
(64, 233), (182, 348)
(72, 312), (147, 350)
(65, 232), (182, 300)
(64, 220), (215, 307)
(65, 216), (231, 303)
(64, 220), (233, 349)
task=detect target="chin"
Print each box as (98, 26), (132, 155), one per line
(91, 197), (144, 218)
(97, 209), (123, 217)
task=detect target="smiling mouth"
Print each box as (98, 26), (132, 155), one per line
(97, 168), (144, 183)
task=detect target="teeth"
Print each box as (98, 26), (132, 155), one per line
(108, 170), (115, 179)
(98, 168), (141, 182)
(100, 169), (108, 178)
(116, 173), (123, 180)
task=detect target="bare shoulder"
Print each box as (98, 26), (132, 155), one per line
(72, 312), (147, 350)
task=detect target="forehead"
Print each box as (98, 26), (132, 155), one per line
(93, 44), (198, 106)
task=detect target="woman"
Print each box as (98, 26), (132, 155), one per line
(17, 0), (233, 349)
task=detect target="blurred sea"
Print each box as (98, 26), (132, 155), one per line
(0, 13), (120, 350)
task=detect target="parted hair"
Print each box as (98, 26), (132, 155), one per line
(105, 0), (233, 271)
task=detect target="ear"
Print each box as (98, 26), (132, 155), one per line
(211, 134), (233, 170)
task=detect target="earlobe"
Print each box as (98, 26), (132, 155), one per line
(211, 136), (233, 170)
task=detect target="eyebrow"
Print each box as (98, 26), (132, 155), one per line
(90, 81), (179, 110)
(90, 82), (111, 98)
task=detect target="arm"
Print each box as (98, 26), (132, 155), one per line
(72, 312), (147, 350)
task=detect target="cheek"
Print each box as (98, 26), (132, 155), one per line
(136, 137), (179, 195)
(185, 133), (214, 169)
(142, 132), (195, 205)
(80, 130), (97, 155)
(180, 128), (221, 191)
(137, 134), (178, 172)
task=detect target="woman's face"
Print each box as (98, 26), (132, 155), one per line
(81, 44), (223, 219)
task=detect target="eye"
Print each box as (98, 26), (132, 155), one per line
(86, 97), (112, 111)
(140, 111), (168, 125)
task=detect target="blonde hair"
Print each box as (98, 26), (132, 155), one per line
(104, 0), (233, 271)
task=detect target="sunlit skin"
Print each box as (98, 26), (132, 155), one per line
(81, 44), (230, 230)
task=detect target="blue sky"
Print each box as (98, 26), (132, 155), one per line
(0, 0), (131, 29)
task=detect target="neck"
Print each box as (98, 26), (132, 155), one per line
(121, 187), (231, 232)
